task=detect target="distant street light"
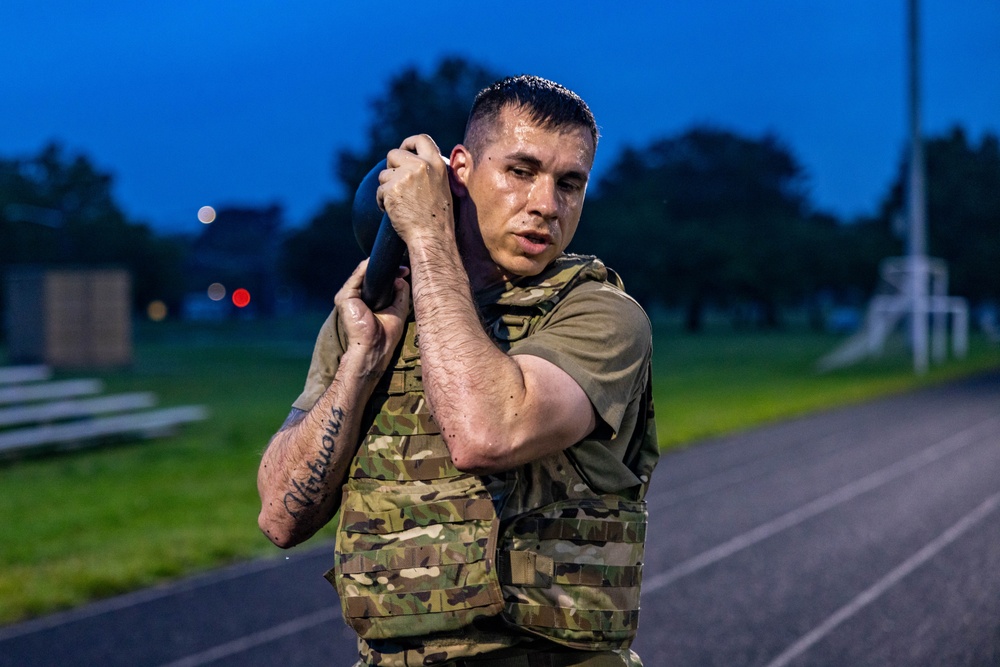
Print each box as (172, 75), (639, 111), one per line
(147, 300), (168, 322)
(198, 206), (216, 224)
(207, 282), (226, 301)
(232, 288), (251, 308)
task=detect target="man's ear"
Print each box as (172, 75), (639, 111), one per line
(448, 145), (472, 197)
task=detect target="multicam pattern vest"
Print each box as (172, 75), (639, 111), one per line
(327, 255), (658, 651)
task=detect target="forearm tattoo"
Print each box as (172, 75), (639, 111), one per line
(283, 406), (345, 518)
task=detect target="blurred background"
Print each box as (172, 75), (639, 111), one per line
(2, 0), (998, 329)
(1, 0), (998, 633)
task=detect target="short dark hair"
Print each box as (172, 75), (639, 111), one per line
(464, 75), (599, 156)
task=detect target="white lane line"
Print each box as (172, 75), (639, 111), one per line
(648, 431), (847, 509)
(643, 416), (999, 594)
(0, 544), (335, 643)
(764, 491), (1000, 667)
(154, 607), (338, 667)
(648, 407), (983, 511)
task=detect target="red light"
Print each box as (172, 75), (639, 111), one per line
(232, 288), (251, 308)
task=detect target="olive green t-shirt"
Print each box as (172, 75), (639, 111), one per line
(292, 273), (652, 493)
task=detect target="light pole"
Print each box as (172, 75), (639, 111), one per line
(907, 0), (929, 374)
(816, 0), (968, 374)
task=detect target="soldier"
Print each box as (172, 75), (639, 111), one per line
(258, 75), (658, 667)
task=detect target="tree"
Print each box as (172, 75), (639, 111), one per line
(875, 126), (1000, 304)
(281, 56), (500, 305)
(279, 199), (364, 308)
(334, 56), (500, 197)
(574, 127), (818, 331)
(0, 143), (186, 317)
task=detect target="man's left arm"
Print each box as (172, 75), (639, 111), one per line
(379, 136), (596, 473)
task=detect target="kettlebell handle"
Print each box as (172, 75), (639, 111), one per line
(351, 159), (406, 311)
(350, 155), (450, 311)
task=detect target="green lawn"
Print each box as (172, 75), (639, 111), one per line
(653, 326), (1000, 446)
(0, 316), (998, 625)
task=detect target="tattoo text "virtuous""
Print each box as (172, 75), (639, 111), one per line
(283, 407), (344, 517)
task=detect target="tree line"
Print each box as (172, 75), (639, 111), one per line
(281, 57), (999, 331)
(2, 57), (998, 333)
(0, 144), (186, 317)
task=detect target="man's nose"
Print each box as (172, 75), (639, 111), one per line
(527, 178), (559, 219)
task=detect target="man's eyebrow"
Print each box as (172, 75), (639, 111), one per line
(504, 151), (589, 182)
(505, 152), (543, 169)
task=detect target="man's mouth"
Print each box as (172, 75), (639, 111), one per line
(516, 231), (552, 255)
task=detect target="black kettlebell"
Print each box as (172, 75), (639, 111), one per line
(351, 159), (407, 312)
(351, 155), (453, 311)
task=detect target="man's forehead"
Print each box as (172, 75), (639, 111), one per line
(480, 106), (595, 164)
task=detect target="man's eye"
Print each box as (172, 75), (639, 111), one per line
(558, 180), (582, 193)
(511, 167), (532, 178)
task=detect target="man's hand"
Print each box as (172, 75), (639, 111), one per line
(377, 134), (455, 246)
(335, 258), (411, 377)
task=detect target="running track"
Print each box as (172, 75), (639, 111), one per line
(2, 371), (999, 666)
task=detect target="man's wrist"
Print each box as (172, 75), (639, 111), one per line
(338, 347), (388, 391)
(405, 222), (458, 260)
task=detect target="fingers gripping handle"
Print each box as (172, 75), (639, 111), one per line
(352, 154), (451, 311)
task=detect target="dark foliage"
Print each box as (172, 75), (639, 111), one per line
(0, 143), (186, 317)
(875, 127), (1000, 303)
(574, 127), (831, 330)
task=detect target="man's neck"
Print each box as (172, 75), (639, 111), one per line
(454, 218), (509, 294)
(466, 257), (510, 295)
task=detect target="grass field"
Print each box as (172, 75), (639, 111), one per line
(1, 315), (998, 625)
(653, 324), (1000, 446)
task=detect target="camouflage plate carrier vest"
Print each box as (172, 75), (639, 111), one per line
(327, 254), (658, 651)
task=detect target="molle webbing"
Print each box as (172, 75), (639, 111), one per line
(501, 553), (642, 588)
(329, 319), (504, 639)
(340, 496), (496, 533)
(499, 495), (648, 649)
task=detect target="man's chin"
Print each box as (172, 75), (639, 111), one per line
(502, 254), (554, 279)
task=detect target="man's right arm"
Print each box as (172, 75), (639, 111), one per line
(257, 260), (410, 548)
(257, 350), (381, 548)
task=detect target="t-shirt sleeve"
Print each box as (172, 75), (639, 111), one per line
(291, 308), (349, 412)
(508, 280), (652, 436)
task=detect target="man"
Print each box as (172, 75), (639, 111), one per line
(258, 75), (658, 667)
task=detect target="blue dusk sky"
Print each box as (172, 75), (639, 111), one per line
(2, 1), (998, 232)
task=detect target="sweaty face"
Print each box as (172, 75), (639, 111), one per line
(454, 106), (594, 283)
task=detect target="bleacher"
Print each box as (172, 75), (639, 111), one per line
(0, 364), (207, 457)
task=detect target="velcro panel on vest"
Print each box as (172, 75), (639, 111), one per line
(503, 550), (554, 588)
(383, 367), (423, 395)
(370, 406), (440, 436)
(351, 433), (458, 481)
(341, 497), (496, 534)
